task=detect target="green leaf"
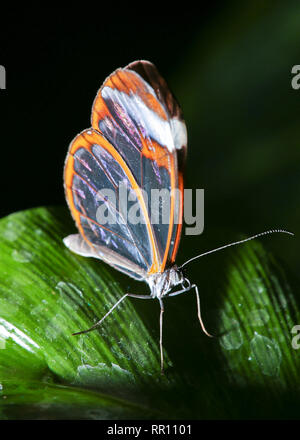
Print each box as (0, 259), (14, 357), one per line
(0, 207), (299, 419)
(217, 242), (300, 389)
(0, 380), (155, 420)
(0, 207), (181, 419)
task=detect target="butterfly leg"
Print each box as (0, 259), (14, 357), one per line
(193, 284), (214, 337)
(126, 293), (153, 300)
(72, 292), (153, 336)
(166, 284), (193, 298)
(158, 298), (164, 375)
(165, 284), (214, 337)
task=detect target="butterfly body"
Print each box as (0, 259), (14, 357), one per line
(146, 265), (184, 299)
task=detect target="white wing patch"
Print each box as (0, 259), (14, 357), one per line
(101, 87), (176, 153)
(170, 118), (187, 150)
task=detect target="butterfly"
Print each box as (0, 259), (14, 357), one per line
(63, 60), (293, 374)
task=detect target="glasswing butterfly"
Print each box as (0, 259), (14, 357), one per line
(63, 60), (293, 373)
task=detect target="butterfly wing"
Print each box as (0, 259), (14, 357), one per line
(64, 61), (187, 279)
(125, 60), (187, 264)
(64, 128), (157, 280)
(63, 233), (146, 281)
(91, 60), (187, 269)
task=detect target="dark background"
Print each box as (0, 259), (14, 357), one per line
(0, 2), (300, 421)
(0, 7), (217, 214)
(0, 3), (299, 273)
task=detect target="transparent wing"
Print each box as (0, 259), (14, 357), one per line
(91, 60), (187, 268)
(63, 233), (146, 281)
(64, 129), (160, 276)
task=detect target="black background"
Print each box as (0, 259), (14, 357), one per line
(0, 6), (220, 216)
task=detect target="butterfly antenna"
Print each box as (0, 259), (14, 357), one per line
(180, 229), (294, 269)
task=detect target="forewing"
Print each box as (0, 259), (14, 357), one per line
(91, 60), (187, 269)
